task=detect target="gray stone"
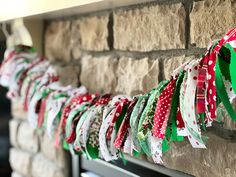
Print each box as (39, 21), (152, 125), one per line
(32, 154), (68, 177)
(114, 3), (185, 51)
(9, 119), (21, 147)
(163, 131), (236, 177)
(80, 55), (118, 93)
(17, 121), (39, 153)
(190, 0), (236, 48)
(40, 133), (69, 168)
(45, 21), (73, 62)
(9, 148), (32, 177)
(115, 57), (161, 96)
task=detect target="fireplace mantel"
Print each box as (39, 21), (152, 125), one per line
(0, 0), (153, 22)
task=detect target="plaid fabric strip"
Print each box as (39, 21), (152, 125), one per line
(196, 28), (236, 115)
(196, 54), (209, 114)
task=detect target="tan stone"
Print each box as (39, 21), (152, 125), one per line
(72, 15), (109, 58)
(17, 121), (39, 153)
(45, 21), (73, 62)
(163, 131), (236, 177)
(79, 55), (194, 97)
(114, 3), (185, 51)
(11, 99), (27, 120)
(53, 65), (79, 87)
(216, 101), (236, 130)
(162, 55), (194, 80)
(80, 55), (118, 93)
(115, 57), (160, 96)
(11, 172), (24, 177)
(41, 133), (69, 168)
(71, 19), (82, 60)
(9, 119), (21, 147)
(32, 154), (68, 177)
(190, 0), (236, 48)
(222, 117), (236, 130)
(9, 148), (32, 177)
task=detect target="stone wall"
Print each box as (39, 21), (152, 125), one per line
(44, 0), (236, 177)
(9, 0), (236, 177)
(9, 98), (70, 177)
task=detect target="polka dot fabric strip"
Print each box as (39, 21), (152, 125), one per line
(181, 60), (206, 148)
(207, 51), (217, 120)
(152, 79), (176, 139)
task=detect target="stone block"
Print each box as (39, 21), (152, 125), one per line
(71, 19), (81, 60)
(71, 15), (109, 59)
(32, 154), (68, 177)
(216, 101), (236, 130)
(11, 99), (27, 120)
(11, 172), (24, 177)
(17, 121), (39, 153)
(40, 133), (69, 168)
(53, 65), (79, 87)
(163, 131), (236, 177)
(45, 21), (73, 62)
(9, 119), (21, 147)
(80, 55), (118, 93)
(115, 57), (160, 96)
(190, 0), (236, 47)
(114, 3), (185, 51)
(162, 55), (194, 80)
(9, 148), (32, 177)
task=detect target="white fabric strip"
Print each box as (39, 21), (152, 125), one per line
(148, 133), (163, 164)
(181, 60), (206, 148)
(46, 96), (67, 138)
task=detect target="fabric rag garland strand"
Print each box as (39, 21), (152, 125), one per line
(1, 28), (236, 164)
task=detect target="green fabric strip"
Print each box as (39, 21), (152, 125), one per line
(199, 113), (206, 131)
(225, 43), (236, 93)
(137, 80), (169, 157)
(129, 93), (149, 156)
(170, 70), (185, 141)
(65, 103), (89, 139)
(86, 106), (104, 160)
(216, 55), (236, 121)
(74, 109), (90, 154)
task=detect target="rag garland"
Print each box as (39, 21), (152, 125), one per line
(1, 28), (236, 164)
